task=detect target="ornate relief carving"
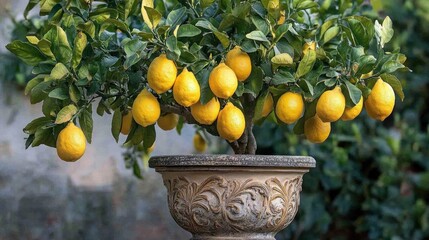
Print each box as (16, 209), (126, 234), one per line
(163, 176), (303, 235)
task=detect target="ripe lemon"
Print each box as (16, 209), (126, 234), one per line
(216, 102), (245, 142)
(193, 133), (207, 153)
(275, 92), (304, 124)
(157, 113), (179, 131)
(132, 89), (160, 127)
(56, 122), (86, 162)
(341, 96), (363, 121)
(225, 46), (252, 81)
(173, 68), (200, 107)
(365, 78), (395, 121)
(316, 86), (345, 122)
(147, 54), (177, 94)
(191, 97), (220, 125)
(209, 63), (238, 99)
(261, 93), (274, 117)
(304, 114), (331, 143)
(121, 110), (133, 135)
(303, 41), (316, 55)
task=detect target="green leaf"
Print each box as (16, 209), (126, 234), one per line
(244, 66), (264, 97)
(213, 31), (230, 48)
(32, 127), (55, 148)
(40, 0), (61, 16)
(79, 107), (93, 143)
(24, 117), (52, 134)
(69, 84), (81, 103)
(232, 2), (251, 19)
(166, 7), (187, 30)
(346, 16), (374, 48)
(271, 53), (293, 66)
(55, 104), (78, 124)
(296, 50), (316, 78)
(271, 70), (295, 85)
(133, 161), (143, 179)
(356, 55), (376, 75)
(111, 109), (122, 143)
(48, 87), (69, 100)
(177, 24), (202, 38)
(124, 0), (138, 19)
(323, 26), (340, 44)
(26, 36), (39, 44)
(25, 76), (44, 95)
(143, 125), (156, 149)
(6, 40), (46, 66)
(293, 116), (305, 135)
(381, 60), (405, 74)
(24, 0), (38, 18)
(37, 39), (56, 60)
(342, 81), (362, 106)
(50, 63), (69, 80)
(144, 7), (162, 29)
(380, 73), (404, 101)
(254, 90), (269, 121)
(251, 16), (269, 35)
(375, 16), (394, 48)
(42, 97), (59, 117)
(44, 26), (72, 64)
(30, 81), (52, 104)
(246, 30), (269, 42)
(72, 32), (87, 69)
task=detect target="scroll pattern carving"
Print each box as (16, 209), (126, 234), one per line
(164, 176), (303, 235)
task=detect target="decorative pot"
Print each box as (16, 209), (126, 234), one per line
(149, 155), (316, 240)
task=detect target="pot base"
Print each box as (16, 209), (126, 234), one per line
(191, 234), (275, 240)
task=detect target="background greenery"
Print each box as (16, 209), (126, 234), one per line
(253, 0), (429, 239)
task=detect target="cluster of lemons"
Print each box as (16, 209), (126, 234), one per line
(55, 43), (395, 162)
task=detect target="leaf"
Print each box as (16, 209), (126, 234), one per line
(43, 26), (72, 64)
(111, 109), (122, 142)
(125, 0), (138, 19)
(323, 26), (339, 44)
(72, 32), (88, 69)
(296, 50), (316, 78)
(375, 16), (394, 48)
(50, 63), (69, 80)
(356, 55), (376, 75)
(213, 31), (230, 48)
(251, 16), (269, 35)
(343, 81), (362, 105)
(347, 16), (374, 48)
(79, 107), (93, 143)
(274, 23), (291, 43)
(271, 70), (295, 85)
(24, 117), (52, 134)
(141, 0), (154, 29)
(24, 0), (38, 18)
(37, 39), (56, 60)
(30, 81), (52, 104)
(26, 36), (39, 44)
(166, 7), (187, 30)
(144, 6), (162, 29)
(246, 30), (269, 42)
(49, 87), (69, 100)
(254, 90), (269, 121)
(381, 60), (405, 74)
(25, 76), (44, 95)
(177, 24), (202, 38)
(55, 104), (78, 124)
(133, 161), (143, 179)
(380, 73), (404, 101)
(271, 53), (293, 66)
(244, 66), (264, 97)
(293, 116), (305, 135)
(143, 125), (156, 149)
(6, 40), (46, 66)
(32, 127), (55, 148)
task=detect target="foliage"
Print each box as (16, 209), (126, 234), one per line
(253, 0), (429, 238)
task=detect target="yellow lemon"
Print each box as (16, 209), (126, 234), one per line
(365, 78), (395, 121)
(193, 133), (207, 153)
(216, 102), (245, 142)
(225, 46), (252, 81)
(121, 110), (133, 135)
(157, 113), (179, 131)
(209, 63), (238, 99)
(261, 93), (274, 117)
(303, 41), (316, 55)
(316, 86), (345, 122)
(147, 54), (177, 94)
(341, 96), (363, 121)
(56, 122), (86, 162)
(191, 97), (220, 125)
(132, 89), (160, 127)
(173, 68), (201, 107)
(304, 114), (331, 143)
(275, 92), (304, 124)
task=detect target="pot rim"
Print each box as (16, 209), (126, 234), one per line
(149, 154), (316, 169)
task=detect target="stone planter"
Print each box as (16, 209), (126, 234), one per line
(149, 155), (316, 240)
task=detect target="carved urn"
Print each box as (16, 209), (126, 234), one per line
(149, 155), (316, 240)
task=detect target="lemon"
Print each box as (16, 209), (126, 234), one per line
(191, 97), (220, 125)
(304, 114), (331, 143)
(365, 78), (395, 121)
(225, 46), (252, 81)
(217, 102), (245, 142)
(261, 93), (274, 117)
(341, 96), (363, 121)
(173, 68), (201, 107)
(303, 41), (316, 55)
(121, 110), (133, 135)
(316, 86), (345, 122)
(275, 92), (304, 124)
(56, 122), (86, 162)
(132, 89), (160, 127)
(209, 63), (238, 99)
(157, 113), (179, 131)
(193, 133), (207, 153)
(147, 54), (177, 94)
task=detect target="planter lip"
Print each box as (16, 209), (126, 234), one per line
(149, 154), (316, 168)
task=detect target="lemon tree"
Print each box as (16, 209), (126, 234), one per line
(8, 0), (409, 176)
